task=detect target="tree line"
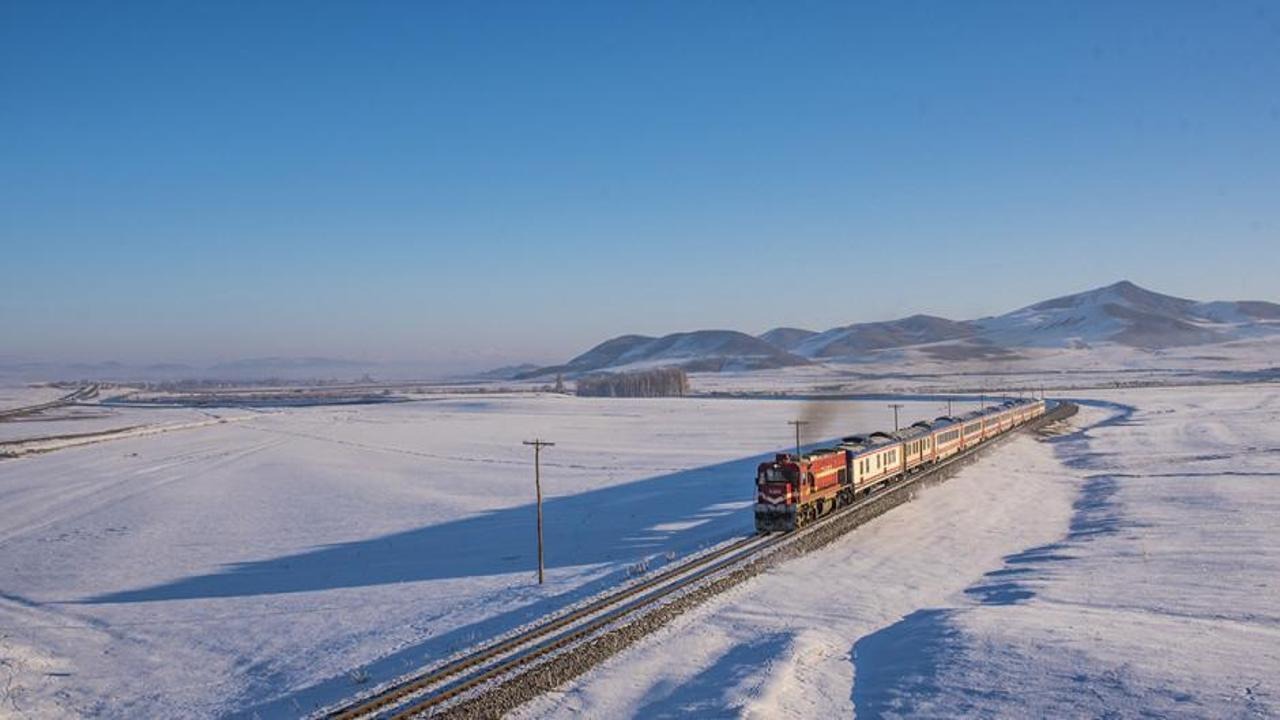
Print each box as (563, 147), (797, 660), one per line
(575, 368), (690, 397)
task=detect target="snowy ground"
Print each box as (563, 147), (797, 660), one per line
(2, 384), (1277, 718)
(0, 405), (227, 444)
(514, 384), (1280, 719)
(0, 387), (66, 413)
(0, 393), (933, 718)
(690, 335), (1280, 396)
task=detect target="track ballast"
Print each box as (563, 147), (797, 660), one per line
(320, 400), (1078, 720)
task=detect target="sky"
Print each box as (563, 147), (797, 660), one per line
(3, 1), (1278, 372)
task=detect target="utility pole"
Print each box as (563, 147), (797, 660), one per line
(887, 403), (904, 432)
(522, 439), (555, 584)
(946, 398), (953, 417)
(979, 393), (985, 411)
(786, 420), (809, 458)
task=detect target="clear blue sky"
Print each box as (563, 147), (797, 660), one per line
(3, 1), (1277, 371)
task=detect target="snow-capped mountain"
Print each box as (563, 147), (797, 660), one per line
(973, 281), (1280, 349)
(520, 281), (1280, 376)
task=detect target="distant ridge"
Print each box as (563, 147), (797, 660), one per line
(974, 280), (1280, 349)
(757, 327), (818, 351)
(517, 330), (809, 378)
(518, 281), (1280, 376)
(795, 314), (975, 358)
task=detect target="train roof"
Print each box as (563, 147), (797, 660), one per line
(893, 424), (933, 441)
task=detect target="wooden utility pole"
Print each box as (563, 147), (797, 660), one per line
(887, 403), (904, 432)
(522, 439), (555, 584)
(946, 398), (953, 417)
(786, 420), (809, 458)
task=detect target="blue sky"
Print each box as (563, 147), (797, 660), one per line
(3, 1), (1277, 370)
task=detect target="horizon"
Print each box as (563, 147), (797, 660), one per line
(4, 2), (1278, 370)
(2, 277), (1274, 376)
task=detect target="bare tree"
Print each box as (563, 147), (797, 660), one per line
(576, 368), (689, 397)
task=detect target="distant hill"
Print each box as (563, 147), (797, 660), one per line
(757, 327), (818, 351)
(469, 363), (542, 381)
(518, 330), (809, 378)
(973, 280), (1280, 349)
(522, 281), (1280, 376)
(794, 314), (976, 359)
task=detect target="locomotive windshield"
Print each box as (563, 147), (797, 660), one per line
(759, 465), (799, 483)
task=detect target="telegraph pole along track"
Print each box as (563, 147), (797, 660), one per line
(322, 401), (1079, 720)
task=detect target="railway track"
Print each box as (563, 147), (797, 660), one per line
(0, 384), (98, 421)
(322, 400), (1077, 720)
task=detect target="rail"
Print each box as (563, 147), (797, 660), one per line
(322, 400), (1077, 719)
(0, 384), (98, 421)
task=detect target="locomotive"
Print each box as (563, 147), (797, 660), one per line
(755, 398), (1046, 532)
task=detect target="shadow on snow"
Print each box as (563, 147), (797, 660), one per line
(77, 446), (813, 604)
(852, 609), (1015, 718)
(633, 632), (794, 719)
(964, 400), (1139, 607)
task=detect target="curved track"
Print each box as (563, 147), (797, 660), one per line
(323, 401), (1077, 720)
(0, 384), (97, 421)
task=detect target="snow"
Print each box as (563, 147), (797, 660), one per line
(0, 405), (225, 445)
(3, 383), (1278, 718)
(513, 385), (1280, 719)
(0, 393), (935, 717)
(0, 386), (66, 412)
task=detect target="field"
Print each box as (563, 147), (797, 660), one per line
(1, 385), (1277, 717)
(0, 393), (927, 717)
(518, 385), (1280, 719)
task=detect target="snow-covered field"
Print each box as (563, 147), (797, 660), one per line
(515, 384), (1280, 719)
(0, 393), (930, 718)
(0, 386), (67, 413)
(0, 405), (229, 445)
(2, 384), (1277, 718)
(691, 335), (1280, 396)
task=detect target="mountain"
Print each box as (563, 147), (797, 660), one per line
(519, 330), (810, 378)
(757, 327), (818, 351)
(518, 281), (1280, 377)
(793, 314), (976, 359)
(973, 280), (1280, 349)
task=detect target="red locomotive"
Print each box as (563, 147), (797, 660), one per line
(755, 398), (1046, 532)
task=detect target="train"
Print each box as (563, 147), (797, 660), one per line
(754, 397), (1047, 532)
